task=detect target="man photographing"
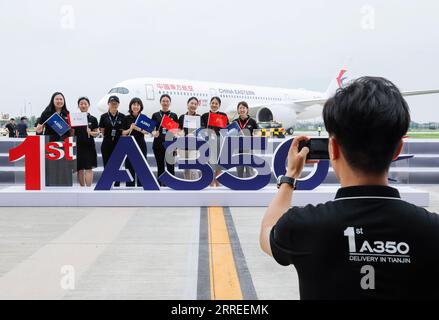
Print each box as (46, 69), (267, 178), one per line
(260, 77), (439, 299)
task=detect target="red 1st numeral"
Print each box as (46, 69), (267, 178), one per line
(9, 136), (42, 190)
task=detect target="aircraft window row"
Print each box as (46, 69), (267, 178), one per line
(158, 91), (209, 97)
(220, 95), (282, 101)
(220, 95), (281, 101)
(157, 90), (282, 102)
(108, 87), (129, 94)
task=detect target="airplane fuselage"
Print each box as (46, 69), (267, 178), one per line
(98, 78), (325, 130)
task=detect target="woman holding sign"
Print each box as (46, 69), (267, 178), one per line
(122, 97), (149, 187)
(74, 97), (99, 187)
(201, 96), (229, 187)
(36, 92), (72, 141)
(36, 92), (74, 186)
(151, 94), (179, 186)
(178, 97), (201, 180)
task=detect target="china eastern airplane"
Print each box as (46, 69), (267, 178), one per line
(97, 69), (439, 134)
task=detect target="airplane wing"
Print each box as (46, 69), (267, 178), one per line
(292, 89), (439, 106)
(225, 88), (439, 121)
(400, 89), (439, 97)
(292, 98), (327, 106)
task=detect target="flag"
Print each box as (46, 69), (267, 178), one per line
(220, 122), (241, 137)
(135, 114), (157, 133)
(194, 127), (206, 140)
(183, 115), (200, 129)
(45, 113), (70, 136)
(161, 114), (179, 132)
(208, 112), (228, 128)
(68, 112), (88, 127)
(225, 121), (241, 136)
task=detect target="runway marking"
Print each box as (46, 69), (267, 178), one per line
(223, 207), (258, 300)
(197, 206), (258, 300)
(208, 206), (243, 300)
(183, 208), (201, 299)
(197, 207), (210, 300)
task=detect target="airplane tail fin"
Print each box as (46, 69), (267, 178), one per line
(325, 67), (350, 98)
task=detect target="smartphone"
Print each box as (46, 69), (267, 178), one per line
(298, 138), (329, 160)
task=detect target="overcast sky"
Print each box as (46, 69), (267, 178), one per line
(1, 0), (438, 122)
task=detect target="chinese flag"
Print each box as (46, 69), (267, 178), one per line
(161, 114), (179, 132)
(208, 113), (228, 128)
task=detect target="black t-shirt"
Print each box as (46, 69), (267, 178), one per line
(201, 111), (229, 136)
(233, 116), (259, 136)
(270, 185), (439, 299)
(74, 114), (98, 147)
(5, 123), (16, 137)
(122, 114), (147, 148)
(16, 123), (28, 138)
(99, 112), (125, 142)
(38, 109), (71, 141)
(151, 110), (179, 149)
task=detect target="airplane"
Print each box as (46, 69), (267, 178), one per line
(97, 69), (439, 134)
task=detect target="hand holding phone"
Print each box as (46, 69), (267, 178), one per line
(298, 138), (329, 160)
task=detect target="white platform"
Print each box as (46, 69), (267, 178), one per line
(0, 185), (430, 207)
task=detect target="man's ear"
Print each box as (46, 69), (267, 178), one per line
(329, 137), (340, 160)
(392, 139), (404, 161)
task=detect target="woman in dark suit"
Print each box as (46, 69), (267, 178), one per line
(74, 97), (99, 187)
(122, 97), (148, 187)
(200, 96), (229, 187)
(151, 94), (179, 186)
(233, 101), (259, 178)
(178, 96), (201, 180)
(36, 92), (74, 186)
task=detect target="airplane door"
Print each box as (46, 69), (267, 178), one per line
(209, 88), (218, 97)
(145, 84), (155, 101)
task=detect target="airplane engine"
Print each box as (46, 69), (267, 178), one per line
(254, 105), (297, 131)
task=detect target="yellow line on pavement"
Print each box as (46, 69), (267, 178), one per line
(207, 207), (243, 300)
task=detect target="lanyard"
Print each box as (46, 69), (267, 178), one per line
(108, 112), (118, 128)
(160, 111), (170, 118)
(238, 117), (250, 130)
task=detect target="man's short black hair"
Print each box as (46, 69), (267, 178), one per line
(323, 76), (410, 174)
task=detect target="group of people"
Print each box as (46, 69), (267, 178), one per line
(35, 92), (259, 188)
(4, 117), (29, 138)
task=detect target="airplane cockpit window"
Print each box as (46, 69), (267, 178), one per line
(108, 87), (130, 94)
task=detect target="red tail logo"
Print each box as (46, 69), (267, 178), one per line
(336, 69), (348, 88)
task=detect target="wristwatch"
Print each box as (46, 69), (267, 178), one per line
(276, 175), (297, 189)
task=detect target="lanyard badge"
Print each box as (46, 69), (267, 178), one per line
(108, 112), (118, 140)
(160, 111), (170, 135)
(239, 118), (250, 129)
